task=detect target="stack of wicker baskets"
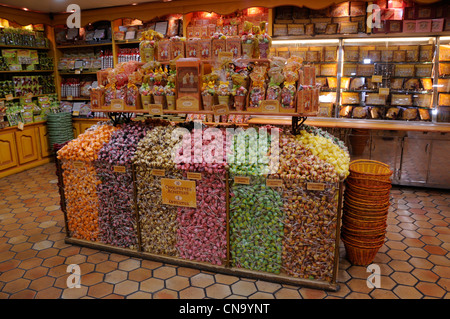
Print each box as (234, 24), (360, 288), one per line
(341, 160), (393, 266)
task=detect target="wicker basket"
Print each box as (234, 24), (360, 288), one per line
(346, 183), (391, 196)
(344, 207), (389, 221)
(343, 213), (387, 228)
(342, 240), (384, 266)
(342, 224), (387, 237)
(341, 232), (386, 247)
(345, 192), (391, 207)
(349, 159), (393, 181)
(347, 176), (392, 188)
(345, 189), (391, 203)
(344, 201), (389, 216)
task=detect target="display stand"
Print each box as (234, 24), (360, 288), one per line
(56, 152), (344, 291)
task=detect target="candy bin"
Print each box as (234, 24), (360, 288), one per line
(132, 125), (183, 256)
(94, 122), (151, 249)
(57, 123), (118, 242)
(175, 125), (229, 265)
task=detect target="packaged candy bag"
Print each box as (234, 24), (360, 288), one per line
(126, 83), (139, 107)
(280, 71), (298, 109)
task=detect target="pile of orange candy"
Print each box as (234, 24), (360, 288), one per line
(58, 124), (118, 241)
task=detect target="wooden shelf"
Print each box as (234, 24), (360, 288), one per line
(0, 93), (56, 102)
(0, 70), (54, 74)
(59, 71), (99, 75)
(343, 61), (434, 65)
(98, 109), (310, 117)
(61, 97), (90, 101)
(115, 40), (141, 45)
(56, 42), (113, 49)
(273, 31), (450, 41)
(0, 44), (51, 50)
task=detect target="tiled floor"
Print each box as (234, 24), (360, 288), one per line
(0, 163), (449, 299)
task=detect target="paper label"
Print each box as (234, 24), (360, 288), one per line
(161, 178), (197, 208)
(212, 104), (229, 116)
(113, 166), (126, 173)
(234, 176), (250, 185)
(72, 110), (80, 116)
(151, 169), (166, 176)
(75, 70), (81, 74)
(266, 179), (283, 187)
(26, 93), (33, 99)
(5, 94), (14, 101)
(307, 182), (326, 191)
(187, 172), (202, 180)
(67, 95), (73, 101)
(372, 75), (383, 83)
(260, 100), (280, 113)
(17, 121), (24, 130)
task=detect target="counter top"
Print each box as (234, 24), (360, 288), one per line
(248, 117), (450, 133)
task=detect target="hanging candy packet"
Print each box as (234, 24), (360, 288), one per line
(280, 71), (298, 110)
(126, 83), (139, 106)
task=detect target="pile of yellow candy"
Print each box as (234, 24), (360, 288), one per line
(296, 130), (350, 179)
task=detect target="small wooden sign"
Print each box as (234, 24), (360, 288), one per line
(26, 93), (33, 99)
(148, 104), (163, 115)
(187, 172), (202, 180)
(307, 182), (326, 191)
(151, 169), (166, 176)
(266, 179), (283, 187)
(75, 69), (81, 74)
(113, 166), (126, 173)
(67, 95), (73, 101)
(372, 75), (383, 83)
(72, 110), (80, 116)
(212, 104), (229, 116)
(17, 121), (24, 131)
(234, 176), (250, 185)
(260, 100), (280, 113)
(5, 94), (14, 101)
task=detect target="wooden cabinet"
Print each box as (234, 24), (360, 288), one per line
(0, 121), (53, 179)
(15, 127), (39, 165)
(80, 122), (96, 134)
(38, 125), (52, 158)
(0, 131), (18, 171)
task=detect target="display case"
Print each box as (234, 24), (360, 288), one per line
(340, 37), (436, 121)
(437, 36), (450, 122)
(271, 39), (340, 117)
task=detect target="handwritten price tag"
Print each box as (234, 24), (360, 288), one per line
(234, 176), (250, 185)
(372, 75), (383, 83)
(307, 182), (326, 191)
(17, 121), (24, 131)
(187, 172), (202, 180)
(5, 94), (14, 101)
(379, 88), (390, 95)
(149, 104), (163, 115)
(113, 166), (126, 173)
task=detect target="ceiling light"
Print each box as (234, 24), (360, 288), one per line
(132, 2), (138, 5)
(272, 39), (339, 45)
(23, 8), (29, 11)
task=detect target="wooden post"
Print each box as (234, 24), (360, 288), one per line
(332, 181), (344, 287)
(225, 170), (230, 268)
(132, 163), (143, 252)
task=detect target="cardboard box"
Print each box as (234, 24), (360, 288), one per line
(416, 20), (432, 32)
(331, 2), (350, 17)
(226, 37), (241, 59)
(402, 20), (417, 33)
(432, 18), (445, 32)
(176, 58), (202, 111)
(186, 40), (199, 58)
(211, 38), (226, 60)
(350, 1), (366, 16)
(288, 24), (305, 36)
(388, 20), (403, 33)
(157, 40), (171, 62)
(415, 6), (435, 19)
(198, 39), (211, 61)
(170, 41), (185, 61)
(273, 24), (288, 36)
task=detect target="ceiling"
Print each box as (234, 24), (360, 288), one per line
(0, 0), (163, 13)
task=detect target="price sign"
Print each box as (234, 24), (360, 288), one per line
(212, 104), (229, 116)
(372, 75), (383, 83)
(5, 94), (14, 101)
(234, 176), (250, 185)
(110, 99), (124, 110)
(75, 70), (81, 74)
(17, 121), (24, 131)
(151, 169), (166, 176)
(379, 88), (390, 95)
(187, 172), (202, 180)
(67, 95), (73, 101)
(266, 179), (283, 187)
(73, 161), (84, 168)
(72, 110), (80, 116)
(161, 178), (197, 208)
(307, 182), (326, 191)
(148, 104), (163, 115)
(113, 166), (126, 173)
(26, 93), (33, 99)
